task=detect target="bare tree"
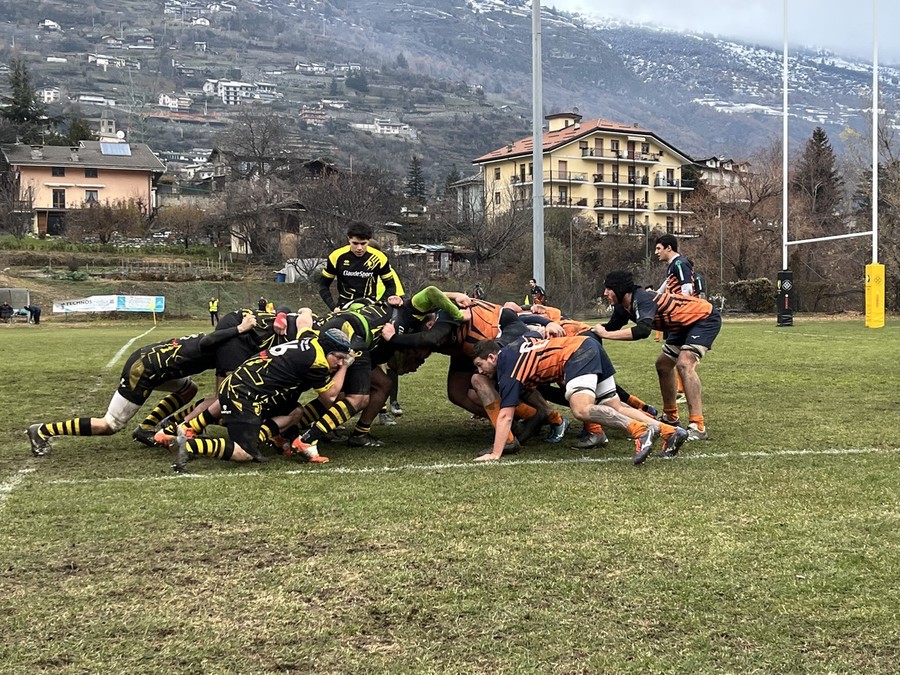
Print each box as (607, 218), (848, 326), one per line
(0, 176), (33, 238)
(211, 176), (293, 263)
(155, 204), (211, 249)
(685, 142), (784, 288)
(442, 182), (531, 282)
(214, 108), (291, 179)
(65, 201), (144, 244)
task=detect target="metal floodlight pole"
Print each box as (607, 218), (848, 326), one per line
(532, 0), (545, 287)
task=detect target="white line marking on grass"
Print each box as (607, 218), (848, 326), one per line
(105, 326), (157, 370)
(44, 446), (893, 487)
(0, 467), (36, 507)
(2, 327), (159, 512)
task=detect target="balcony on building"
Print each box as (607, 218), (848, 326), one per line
(544, 170), (588, 183)
(654, 202), (693, 213)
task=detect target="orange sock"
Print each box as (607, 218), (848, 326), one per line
(663, 405), (679, 421)
(586, 422), (603, 435)
(688, 416), (705, 431)
(626, 394), (646, 409)
(547, 411), (563, 425)
(514, 403), (537, 420)
(626, 420), (647, 438)
(485, 400), (516, 443)
(657, 422), (676, 439)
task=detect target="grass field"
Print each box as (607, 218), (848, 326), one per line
(1, 317), (899, 673)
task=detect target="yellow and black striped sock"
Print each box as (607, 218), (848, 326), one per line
(41, 418), (92, 439)
(139, 393), (184, 430)
(184, 410), (217, 435)
(258, 420), (279, 445)
(299, 398), (329, 426)
(185, 437), (232, 459)
(305, 401), (355, 443)
(170, 398), (205, 425)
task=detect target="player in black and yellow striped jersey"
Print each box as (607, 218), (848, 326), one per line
(172, 328), (355, 471)
(25, 313), (259, 457)
(319, 222), (398, 309)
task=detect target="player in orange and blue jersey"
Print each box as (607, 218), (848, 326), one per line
(594, 270), (721, 443)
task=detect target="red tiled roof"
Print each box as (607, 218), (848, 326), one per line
(474, 117), (674, 163)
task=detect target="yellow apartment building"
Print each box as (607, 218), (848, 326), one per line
(0, 141), (166, 236)
(472, 112), (696, 235)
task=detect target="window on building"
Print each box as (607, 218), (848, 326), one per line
(627, 214), (636, 226)
(84, 190), (99, 204)
(85, 167), (98, 178)
(528, 162), (533, 176)
(641, 142), (650, 155)
(610, 139), (619, 153)
(494, 192), (501, 205)
(51, 167), (65, 177)
(666, 216), (675, 233)
(611, 213), (619, 225)
(494, 167), (501, 180)
(52, 189), (66, 209)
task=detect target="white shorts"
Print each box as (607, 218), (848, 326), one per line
(564, 374), (617, 402)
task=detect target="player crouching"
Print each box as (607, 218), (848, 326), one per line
(470, 336), (688, 465)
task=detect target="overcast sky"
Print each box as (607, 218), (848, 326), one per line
(551, 0), (900, 64)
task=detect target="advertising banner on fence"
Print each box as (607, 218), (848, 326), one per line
(53, 295), (166, 314)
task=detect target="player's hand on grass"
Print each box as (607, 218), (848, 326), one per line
(474, 451), (502, 463)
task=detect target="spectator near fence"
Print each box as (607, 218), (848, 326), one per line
(26, 304), (41, 325)
(208, 297), (219, 327)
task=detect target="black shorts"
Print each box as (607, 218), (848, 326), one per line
(218, 394), (261, 455)
(342, 350), (373, 395)
(448, 352), (476, 374)
(116, 350), (193, 405)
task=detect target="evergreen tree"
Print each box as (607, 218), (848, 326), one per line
(443, 163), (462, 195)
(395, 52), (408, 69)
(329, 77), (339, 96)
(345, 72), (369, 93)
(791, 127), (844, 233)
(45, 115), (97, 146)
(406, 155), (427, 204)
(1, 58), (46, 143)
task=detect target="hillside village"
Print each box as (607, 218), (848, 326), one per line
(0, 0), (897, 315)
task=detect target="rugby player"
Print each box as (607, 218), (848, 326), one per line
(290, 287), (466, 453)
(383, 297), (564, 447)
(26, 313), (258, 457)
(470, 335), (688, 464)
(654, 234), (700, 406)
(594, 270), (721, 441)
(173, 328), (353, 471)
(319, 222), (399, 310)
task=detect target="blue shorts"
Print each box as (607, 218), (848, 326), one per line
(663, 309), (721, 358)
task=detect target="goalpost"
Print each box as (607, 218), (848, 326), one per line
(777, 0), (885, 329)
